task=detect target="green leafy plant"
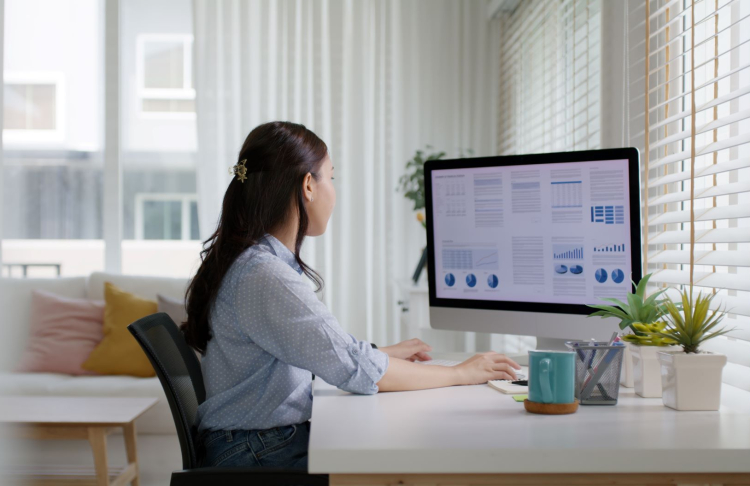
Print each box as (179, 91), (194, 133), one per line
(639, 288), (734, 354)
(398, 146), (445, 212)
(587, 273), (673, 345)
(397, 146), (474, 214)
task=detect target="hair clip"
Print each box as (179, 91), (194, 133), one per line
(229, 159), (248, 183)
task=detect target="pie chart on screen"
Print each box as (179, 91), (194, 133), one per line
(466, 274), (477, 288)
(487, 274), (499, 288)
(570, 265), (583, 274)
(595, 268), (608, 283)
(555, 265), (568, 274)
(445, 273), (456, 287)
(612, 269), (625, 284)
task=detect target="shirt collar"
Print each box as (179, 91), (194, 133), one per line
(259, 233), (303, 275)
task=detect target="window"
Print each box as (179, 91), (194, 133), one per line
(3, 72), (65, 144)
(120, 0), (200, 278)
(496, 0), (602, 155)
(1, 0), (200, 279)
(136, 34), (195, 119)
(135, 194), (199, 240)
(638, 0), (750, 384)
(1, 0), (104, 278)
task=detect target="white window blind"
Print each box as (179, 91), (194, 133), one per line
(496, 0), (601, 155)
(638, 0), (750, 388)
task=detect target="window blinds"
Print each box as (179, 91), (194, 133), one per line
(639, 0), (750, 384)
(496, 0), (602, 155)
(492, 0), (602, 356)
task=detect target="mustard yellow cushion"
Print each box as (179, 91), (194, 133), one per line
(82, 282), (157, 377)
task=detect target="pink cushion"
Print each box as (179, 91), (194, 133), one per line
(15, 290), (105, 375)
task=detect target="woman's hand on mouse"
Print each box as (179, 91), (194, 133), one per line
(380, 338), (433, 362)
(455, 352), (521, 384)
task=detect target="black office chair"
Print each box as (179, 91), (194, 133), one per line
(128, 312), (329, 486)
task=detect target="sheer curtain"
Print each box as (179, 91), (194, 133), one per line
(192, 0), (498, 344)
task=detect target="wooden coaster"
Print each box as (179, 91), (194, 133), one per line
(524, 399), (579, 415)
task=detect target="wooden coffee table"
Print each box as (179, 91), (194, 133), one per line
(0, 396), (158, 486)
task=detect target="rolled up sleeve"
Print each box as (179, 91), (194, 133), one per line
(235, 260), (389, 394)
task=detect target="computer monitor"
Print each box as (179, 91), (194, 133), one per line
(424, 148), (642, 350)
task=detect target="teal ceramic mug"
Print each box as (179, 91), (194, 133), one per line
(528, 350), (576, 404)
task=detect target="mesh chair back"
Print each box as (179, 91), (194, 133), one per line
(128, 313), (206, 470)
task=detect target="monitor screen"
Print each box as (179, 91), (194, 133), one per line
(425, 149), (641, 314)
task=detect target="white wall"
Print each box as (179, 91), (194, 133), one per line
(599, 0), (626, 150)
(599, 0), (645, 152)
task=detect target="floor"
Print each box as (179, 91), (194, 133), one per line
(0, 433), (180, 486)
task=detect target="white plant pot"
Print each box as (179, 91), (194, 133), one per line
(630, 344), (678, 398)
(620, 342), (634, 388)
(658, 351), (727, 411)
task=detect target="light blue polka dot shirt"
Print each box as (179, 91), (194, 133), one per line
(196, 233), (389, 433)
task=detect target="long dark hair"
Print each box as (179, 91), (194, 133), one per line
(181, 121), (327, 355)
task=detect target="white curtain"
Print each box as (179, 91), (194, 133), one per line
(192, 0), (498, 344)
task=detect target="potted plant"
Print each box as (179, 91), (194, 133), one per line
(640, 288), (733, 411)
(587, 274), (675, 393)
(624, 321), (680, 397)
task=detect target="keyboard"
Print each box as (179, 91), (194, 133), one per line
(418, 359), (526, 380)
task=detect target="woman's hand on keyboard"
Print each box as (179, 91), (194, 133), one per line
(455, 352), (522, 385)
(380, 338), (433, 362)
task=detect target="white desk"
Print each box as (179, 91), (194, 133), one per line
(309, 369), (750, 486)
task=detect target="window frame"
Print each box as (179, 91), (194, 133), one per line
(135, 33), (195, 121)
(134, 192), (198, 241)
(3, 71), (66, 146)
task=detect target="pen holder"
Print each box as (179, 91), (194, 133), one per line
(565, 341), (625, 405)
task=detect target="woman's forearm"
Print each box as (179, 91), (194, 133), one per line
(376, 357), (463, 392)
(375, 352), (521, 392)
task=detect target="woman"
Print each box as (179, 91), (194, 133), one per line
(181, 121), (520, 471)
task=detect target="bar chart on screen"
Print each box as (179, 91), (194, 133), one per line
(593, 244), (626, 253)
(552, 245), (583, 260)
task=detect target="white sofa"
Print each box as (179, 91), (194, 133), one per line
(0, 272), (190, 486)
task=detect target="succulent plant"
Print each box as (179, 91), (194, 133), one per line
(639, 287), (734, 354)
(621, 322), (676, 346)
(587, 274), (672, 345)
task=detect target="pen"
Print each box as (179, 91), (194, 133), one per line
(576, 334), (617, 401)
(580, 346), (619, 400)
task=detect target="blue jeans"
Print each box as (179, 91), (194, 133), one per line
(198, 422), (309, 470)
